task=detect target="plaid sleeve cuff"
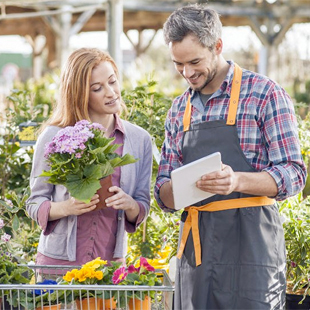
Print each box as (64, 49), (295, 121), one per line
(154, 177), (177, 213)
(263, 163), (306, 201)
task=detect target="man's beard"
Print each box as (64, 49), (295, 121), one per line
(192, 68), (217, 92)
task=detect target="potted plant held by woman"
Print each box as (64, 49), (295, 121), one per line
(38, 120), (138, 209)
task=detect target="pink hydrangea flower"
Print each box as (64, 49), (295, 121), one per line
(43, 120), (101, 158)
(0, 219), (4, 229)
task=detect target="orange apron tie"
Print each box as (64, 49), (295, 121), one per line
(177, 196), (276, 266)
(178, 64), (275, 267)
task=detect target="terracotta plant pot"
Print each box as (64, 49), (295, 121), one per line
(76, 297), (102, 310)
(35, 304), (61, 310)
(104, 297), (117, 309)
(95, 175), (115, 211)
(128, 295), (151, 310)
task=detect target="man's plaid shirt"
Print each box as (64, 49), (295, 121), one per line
(155, 61), (307, 212)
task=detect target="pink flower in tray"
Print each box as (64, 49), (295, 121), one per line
(112, 266), (128, 284)
(128, 265), (139, 274)
(140, 257), (155, 272)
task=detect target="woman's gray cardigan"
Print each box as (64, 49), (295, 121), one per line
(26, 120), (152, 261)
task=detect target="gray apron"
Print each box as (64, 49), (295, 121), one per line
(174, 65), (286, 310)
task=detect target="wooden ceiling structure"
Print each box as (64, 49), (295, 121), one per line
(0, 0), (310, 78)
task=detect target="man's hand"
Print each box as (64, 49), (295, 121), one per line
(196, 163), (238, 195)
(196, 163), (278, 198)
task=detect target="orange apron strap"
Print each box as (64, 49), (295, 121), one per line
(183, 96), (191, 132)
(183, 63), (242, 131)
(177, 196), (275, 267)
(226, 64), (242, 125)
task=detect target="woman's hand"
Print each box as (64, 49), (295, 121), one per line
(105, 186), (137, 211)
(49, 194), (99, 220)
(105, 186), (140, 222)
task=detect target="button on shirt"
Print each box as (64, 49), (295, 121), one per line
(155, 61), (306, 211)
(36, 114), (146, 265)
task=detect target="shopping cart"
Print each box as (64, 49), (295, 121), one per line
(0, 265), (174, 310)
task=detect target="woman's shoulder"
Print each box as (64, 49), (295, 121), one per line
(36, 125), (61, 145)
(121, 120), (151, 139)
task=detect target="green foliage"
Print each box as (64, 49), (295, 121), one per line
(127, 199), (180, 261)
(0, 189), (39, 262)
(14, 71), (58, 122)
(279, 193), (310, 300)
(0, 88), (51, 198)
(0, 253), (32, 285)
(122, 79), (172, 151)
(294, 79), (310, 112)
(0, 80), (53, 265)
(122, 80), (181, 261)
(297, 113), (310, 168)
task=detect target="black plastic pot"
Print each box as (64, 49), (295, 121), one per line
(286, 294), (310, 310)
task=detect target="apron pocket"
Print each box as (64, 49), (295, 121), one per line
(213, 264), (285, 308)
(239, 264), (285, 307)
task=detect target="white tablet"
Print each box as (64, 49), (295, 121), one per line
(171, 152), (221, 210)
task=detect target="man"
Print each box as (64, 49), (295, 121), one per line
(154, 4), (307, 310)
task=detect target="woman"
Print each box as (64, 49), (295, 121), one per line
(26, 48), (152, 267)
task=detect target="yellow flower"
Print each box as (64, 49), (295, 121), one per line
(94, 270), (103, 280)
(62, 257), (106, 284)
(63, 269), (79, 282)
(76, 269), (88, 282)
(83, 257), (107, 269)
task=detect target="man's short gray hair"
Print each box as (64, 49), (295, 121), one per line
(163, 4), (222, 50)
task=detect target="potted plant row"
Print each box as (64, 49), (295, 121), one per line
(279, 193), (310, 309)
(3, 256), (163, 310)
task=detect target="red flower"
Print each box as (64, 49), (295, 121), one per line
(128, 265), (139, 273)
(140, 257), (155, 272)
